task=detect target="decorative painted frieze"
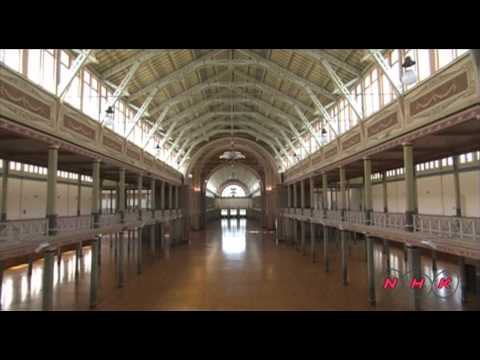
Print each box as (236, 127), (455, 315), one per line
(63, 115), (96, 140)
(103, 135), (123, 153)
(0, 79), (51, 120)
(367, 112), (399, 138)
(341, 133), (361, 151)
(410, 72), (468, 116)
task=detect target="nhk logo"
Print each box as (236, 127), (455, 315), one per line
(383, 268), (460, 298)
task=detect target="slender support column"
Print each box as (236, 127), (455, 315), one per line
(42, 249), (56, 310)
(382, 171), (388, 213)
(175, 185), (179, 209)
(363, 158), (372, 225)
(309, 176), (314, 213)
(407, 246), (422, 310)
(287, 184), (292, 208)
(75, 242), (82, 278)
(137, 174), (143, 217)
(403, 144), (416, 232)
(340, 227), (348, 285)
(322, 173), (328, 218)
(89, 236), (100, 308)
(46, 145), (59, 235)
(76, 174), (82, 216)
(117, 231), (125, 288)
(459, 256), (467, 304)
(453, 155), (462, 217)
(366, 235), (376, 305)
(339, 166), (347, 285)
(137, 226), (143, 274)
(118, 169), (126, 223)
(160, 181), (166, 210)
(0, 260), (3, 309)
(0, 159), (9, 221)
(300, 180), (305, 213)
(27, 256), (33, 278)
(323, 226), (329, 272)
(339, 166), (346, 220)
(150, 224), (157, 256)
(310, 222), (316, 263)
(300, 221), (306, 255)
(384, 240), (391, 276)
(92, 160), (101, 228)
(293, 183), (298, 209)
(432, 250), (438, 274)
(168, 183), (173, 210)
(57, 248), (62, 266)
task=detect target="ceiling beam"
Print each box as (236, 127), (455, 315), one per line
(58, 50), (94, 100)
(125, 89), (159, 140)
(142, 106), (170, 150)
(99, 61), (142, 126)
(297, 49), (361, 77)
(149, 68), (232, 115)
(232, 69), (316, 114)
(237, 49), (336, 101)
(128, 50), (225, 101)
(368, 49), (402, 98)
(102, 49), (169, 79)
(320, 59), (363, 120)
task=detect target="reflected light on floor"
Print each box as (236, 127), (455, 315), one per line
(221, 219), (246, 255)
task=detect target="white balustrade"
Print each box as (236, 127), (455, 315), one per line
(371, 212), (405, 229)
(56, 215), (92, 233)
(413, 214), (480, 241)
(326, 210), (342, 222)
(124, 210), (139, 223)
(0, 218), (48, 242)
(344, 210), (365, 225)
(98, 213), (121, 227)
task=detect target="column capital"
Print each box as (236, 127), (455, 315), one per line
(48, 143), (60, 150)
(401, 142), (413, 147)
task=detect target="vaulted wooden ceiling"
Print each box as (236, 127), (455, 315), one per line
(88, 49), (376, 170)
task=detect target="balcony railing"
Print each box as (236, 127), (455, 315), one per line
(56, 215), (93, 233)
(414, 214), (479, 241)
(312, 209), (324, 218)
(0, 218), (49, 242)
(98, 213), (121, 227)
(344, 210), (366, 225)
(326, 210), (342, 222)
(124, 210), (139, 223)
(371, 212), (406, 229)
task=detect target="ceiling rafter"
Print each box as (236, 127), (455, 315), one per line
(128, 49), (225, 101)
(296, 49), (361, 77)
(236, 49), (336, 101)
(102, 50), (169, 79)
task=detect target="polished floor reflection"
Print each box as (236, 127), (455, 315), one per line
(1, 219), (479, 310)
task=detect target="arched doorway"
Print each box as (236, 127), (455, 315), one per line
(185, 137), (280, 230)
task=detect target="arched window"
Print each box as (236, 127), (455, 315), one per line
(221, 185), (246, 198)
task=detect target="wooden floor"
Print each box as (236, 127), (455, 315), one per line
(1, 218), (479, 310)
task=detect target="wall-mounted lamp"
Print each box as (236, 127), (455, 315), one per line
(193, 187), (201, 192)
(266, 186), (272, 192)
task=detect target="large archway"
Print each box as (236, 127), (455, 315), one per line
(186, 137), (280, 230)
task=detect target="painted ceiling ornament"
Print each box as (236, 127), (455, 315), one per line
(219, 139), (246, 161)
(219, 150), (246, 161)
